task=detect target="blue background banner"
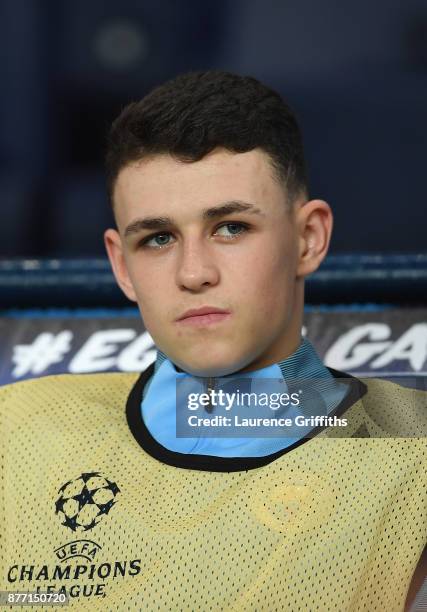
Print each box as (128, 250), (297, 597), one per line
(1, 307), (426, 387)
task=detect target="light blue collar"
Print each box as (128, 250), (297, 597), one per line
(140, 338), (349, 457)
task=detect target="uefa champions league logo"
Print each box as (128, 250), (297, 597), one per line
(55, 472), (120, 532)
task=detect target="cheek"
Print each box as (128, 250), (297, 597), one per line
(235, 245), (294, 312)
(128, 268), (169, 320)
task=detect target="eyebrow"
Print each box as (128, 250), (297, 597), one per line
(123, 200), (264, 237)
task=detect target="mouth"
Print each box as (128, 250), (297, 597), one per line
(177, 312), (231, 327)
(176, 306), (231, 327)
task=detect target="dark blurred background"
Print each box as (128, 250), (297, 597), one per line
(1, 0), (426, 258)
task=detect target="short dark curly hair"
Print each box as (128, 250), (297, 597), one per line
(106, 70), (308, 206)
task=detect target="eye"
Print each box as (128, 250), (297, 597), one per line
(139, 222), (249, 250)
(214, 222), (248, 238)
(140, 232), (175, 249)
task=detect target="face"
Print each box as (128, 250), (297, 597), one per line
(105, 148), (332, 377)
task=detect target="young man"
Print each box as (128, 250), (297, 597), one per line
(1, 71), (425, 610)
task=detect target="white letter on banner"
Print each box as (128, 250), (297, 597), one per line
(116, 332), (156, 371)
(324, 323), (392, 369)
(12, 331), (73, 377)
(69, 329), (136, 373)
(370, 324), (427, 371)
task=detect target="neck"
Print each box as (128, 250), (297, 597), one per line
(239, 280), (304, 373)
(238, 336), (303, 374)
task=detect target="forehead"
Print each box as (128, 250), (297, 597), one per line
(113, 148), (287, 226)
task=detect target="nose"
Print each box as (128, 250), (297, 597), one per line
(176, 238), (220, 292)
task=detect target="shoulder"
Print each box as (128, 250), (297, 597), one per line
(0, 371), (142, 417)
(357, 376), (426, 437)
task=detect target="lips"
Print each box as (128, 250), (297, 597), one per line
(176, 306), (230, 321)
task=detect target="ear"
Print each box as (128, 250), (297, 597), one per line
(296, 199), (333, 278)
(104, 228), (138, 302)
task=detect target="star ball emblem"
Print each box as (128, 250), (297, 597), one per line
(55, 472), (120, 532)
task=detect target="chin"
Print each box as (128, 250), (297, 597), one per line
(171, 351), (238, 378)
(174, 352), (245, 378)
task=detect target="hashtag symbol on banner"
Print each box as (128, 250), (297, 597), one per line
(12, 331), (73, 377)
